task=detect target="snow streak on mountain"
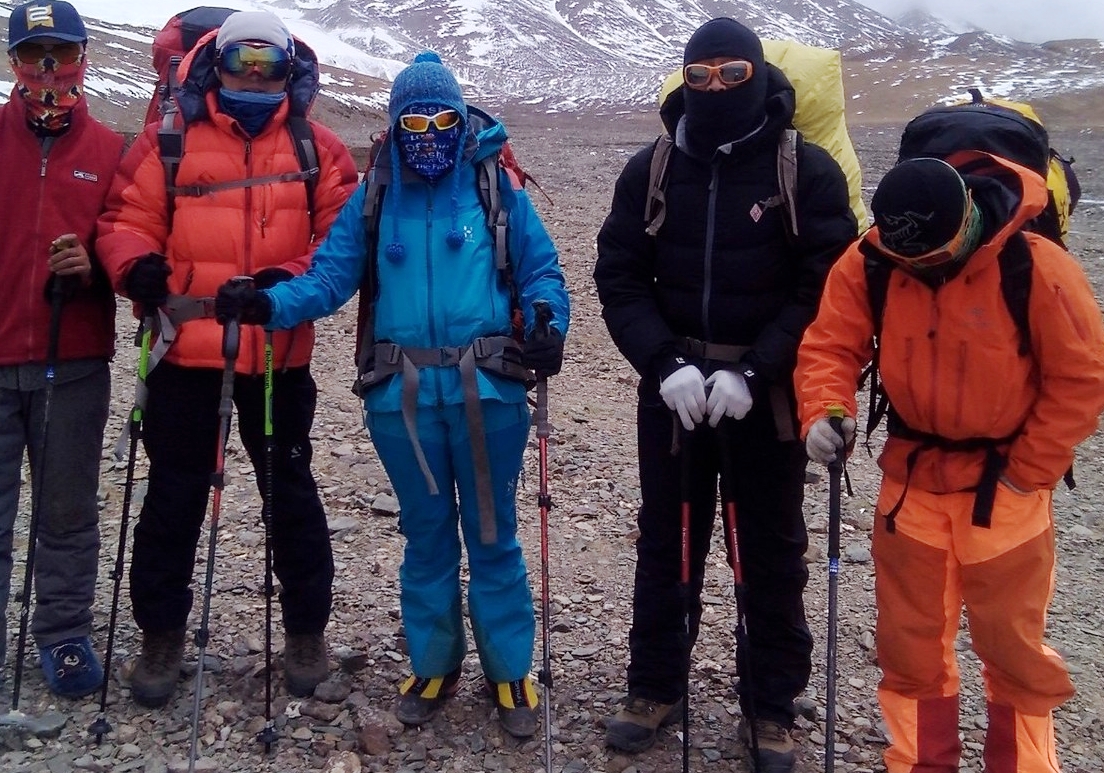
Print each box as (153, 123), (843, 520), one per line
(1, 0), (1102, 118)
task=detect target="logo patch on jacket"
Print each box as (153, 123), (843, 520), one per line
(750, 194), (784, 223)
(72, 170), (99, 182)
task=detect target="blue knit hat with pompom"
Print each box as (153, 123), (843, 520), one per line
(385, 51), (468, 263)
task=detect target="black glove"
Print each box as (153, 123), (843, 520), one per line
(522, 326), (564, 377)
(252, 267), (295, 290)
(124, 253), (171, 307)
(215, 280), (272, 326)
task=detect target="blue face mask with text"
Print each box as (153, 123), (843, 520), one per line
(395, 102), (464, 183)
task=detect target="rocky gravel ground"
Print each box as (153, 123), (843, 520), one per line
(2, 113), (1103, 773)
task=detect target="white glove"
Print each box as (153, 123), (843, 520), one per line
(805, 416), (857, 465)
(704, 369), (753, 426)
(659, 364), (707, 431)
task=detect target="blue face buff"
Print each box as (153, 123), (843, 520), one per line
(218, 88), (286, 137)
(395, 102), (464, 183)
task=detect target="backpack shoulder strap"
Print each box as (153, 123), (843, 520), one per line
(477, 155), (522, 335)
(477, 155), (509, 273)
(776, 128), (800, 238)
(997, 231), (1033, 357)
(859, 238), (895, 445)
(861, 240), (893, 340)
(357, 134), (390, 376)
(286, 115), (319, 238)
(644, 134), (675, 236)
(158, 56), (186, 230)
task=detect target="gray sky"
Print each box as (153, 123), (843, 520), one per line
(855, 0), (1104, 42)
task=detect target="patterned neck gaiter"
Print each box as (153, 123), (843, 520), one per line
(395, 102), (464, 183)
(11, 51), (87, 134)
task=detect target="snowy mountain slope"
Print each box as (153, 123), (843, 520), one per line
(1, 0), (1102, 128)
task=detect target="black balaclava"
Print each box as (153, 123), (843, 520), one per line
(681, 17), (768, 157)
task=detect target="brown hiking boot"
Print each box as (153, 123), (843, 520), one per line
(739, 718), (797, 773)
(130, 627), (186, 708)
(284, 633), (328, 697)
(605, 695), (684, 752)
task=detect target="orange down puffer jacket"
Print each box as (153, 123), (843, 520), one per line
(796, 152), (1104, 494)
(96, 41), (358, 375)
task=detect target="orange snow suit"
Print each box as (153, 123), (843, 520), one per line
(795, 151), (1104, 773)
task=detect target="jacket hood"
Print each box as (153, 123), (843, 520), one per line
(659, 62), (796, 157)
(466, 104), (507, 164)
(174, 29), (321, 125)
(863, 149), (1050, 278)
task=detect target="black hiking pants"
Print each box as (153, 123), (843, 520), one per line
(627, 391), (813, 727)
(130, 362), (334, 636)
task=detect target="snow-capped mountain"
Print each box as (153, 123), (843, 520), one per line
(2, 0), (1102, 129)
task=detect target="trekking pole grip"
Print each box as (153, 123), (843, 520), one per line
(827, 408), (846, 476)
(533, 300), (552, 337)
(45, 275), (73, 366)
(221, 275), (254, 361)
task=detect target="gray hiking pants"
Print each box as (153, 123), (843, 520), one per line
(0, 359), (109, 669)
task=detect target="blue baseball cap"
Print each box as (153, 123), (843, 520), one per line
(7, 1), (87, 52)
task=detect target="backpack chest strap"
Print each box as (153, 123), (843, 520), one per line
(169, 169), (315, 198)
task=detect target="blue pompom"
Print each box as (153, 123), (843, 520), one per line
(446, 229), (464, 250)
(413, 51), (442, 65)
(385, 242), (406, 263)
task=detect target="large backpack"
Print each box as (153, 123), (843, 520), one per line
(145, 7), (321, 233)
(647, 39), (867, 237)
(897, 89), (1079, 245)
(144, 6), (235, 126)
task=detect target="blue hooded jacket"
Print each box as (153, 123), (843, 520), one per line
(266, 107), (569, 413)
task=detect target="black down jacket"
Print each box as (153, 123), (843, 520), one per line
(594, 64), (858, 402)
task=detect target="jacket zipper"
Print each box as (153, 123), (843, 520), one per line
(927, 294), (945, 490)
(701, 163), (720, 340)
(243, 139), (258, 374)
(425, 188), (444, 406)
(30, 138), (57, 361)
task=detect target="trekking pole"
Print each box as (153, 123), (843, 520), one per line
(532, 301), (554, 773)
(678, 424), (693, 773)
(7, 276), (68, 720)
(256, 329), (278, 753)
(717, 423), (760, 773)
(824, 407), (846, 773)
(188, 277), (245, 773)
(89, 309), (155, 743)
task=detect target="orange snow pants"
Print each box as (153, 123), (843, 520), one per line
(871, 478), (1074, 773)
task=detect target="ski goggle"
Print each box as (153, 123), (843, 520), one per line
(217, 42), (291, 81)
(398, 109), (462, 133)
(683, 60), (755, 89)
(13, 41), (83, 65)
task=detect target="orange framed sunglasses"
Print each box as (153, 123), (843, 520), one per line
(398, 109), (462, 133)
(683, 60), (755, 89)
